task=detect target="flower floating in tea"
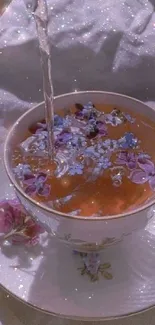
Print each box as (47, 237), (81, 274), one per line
(75, 102), (98, 121)
(55, 130), (73, 147)
(118, 132), (138, 149)
(130, 159), (155, 190)
(68, 163), (84, 176)
(13, 163), (34, 181)
(25, 172), (51, 197)
(115, 151), (137, 170)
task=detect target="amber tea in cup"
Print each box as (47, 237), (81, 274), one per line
(11, 101), (155, 218)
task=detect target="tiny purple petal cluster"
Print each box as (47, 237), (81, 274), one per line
(55, 130), (73, 147)
(119, 132), (138, 149)
(68, 163), (84, 176)
(96, 121), (108, 136)
(129, 158), (155, 191)
(13, 164), (34, 182)
(115, 151), (137, 170)
(25, 172), (51, 197)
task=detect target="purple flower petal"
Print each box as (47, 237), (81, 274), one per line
(138, 153), (151, 162)
(138, 159), (155, 174)
(75, 111), (84, 120)
(115, 151), (137, 170)
(36, 172), (47, 183)
(0, 199), (25, 234)
(68, 163), (84, 176)
(54, 115), (64, 127)
(149, 176), (155, 191)
(0, 202), (13, 233)
(128, 160), (137, 170)
(37, 184), (51, 197)
(25, 172), (49, 197)
(25, 184), (37, 196)
(23, 175), (36, 185)
(130, 169), (148, 184)
(13, 163), (34, 181)
(55, 131), (73, 146)
(115, 158), (127, 165)
(96, 121), (108, 136)
(119, 151), (128, 160)
(123, 113), (135, 124)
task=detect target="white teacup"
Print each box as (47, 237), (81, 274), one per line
(4, 91), (155, 252)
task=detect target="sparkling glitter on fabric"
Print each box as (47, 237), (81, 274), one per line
(0, 0), (154, 106)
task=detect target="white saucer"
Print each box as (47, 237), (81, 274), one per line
(1, 151), (155, 320)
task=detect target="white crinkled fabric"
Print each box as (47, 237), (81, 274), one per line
(0, 0), (155, 324)
(0, 0), (155, 124)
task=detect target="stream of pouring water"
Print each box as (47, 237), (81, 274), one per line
(25, 0), (55, 160)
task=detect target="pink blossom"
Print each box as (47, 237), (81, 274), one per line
(0, 199), (45, 245)
(0, 199), (24, 234)
(12, 218), (45, 246)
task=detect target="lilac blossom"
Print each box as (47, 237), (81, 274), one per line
(115, 151), (137, 170)
(137, 153), (151, 163)
(102, 139), (119, 152)
(55, 130), (72, 147)
(86, 123), (99, 139)
(129, 159), (155, 190)
(118, 132), (138, 149)
(123, 113), (135, 124)
(90, 155), (111, 180)
(104, 112), (122, 126)
(96, 121), (108, 136)
(84, 146), (100, 159)
(75, 102), (97, 121)
(25, 172), (51, 197)
(13, 164), (33, 180)
(54, 115), (64, 127)
(68, 135), (86, 149)
(98, 156), (112, 169)
(104, 109), (135, 126)
(68, 163), (84, 176)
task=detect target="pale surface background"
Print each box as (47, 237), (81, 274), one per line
(0, 0), (155, 323)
